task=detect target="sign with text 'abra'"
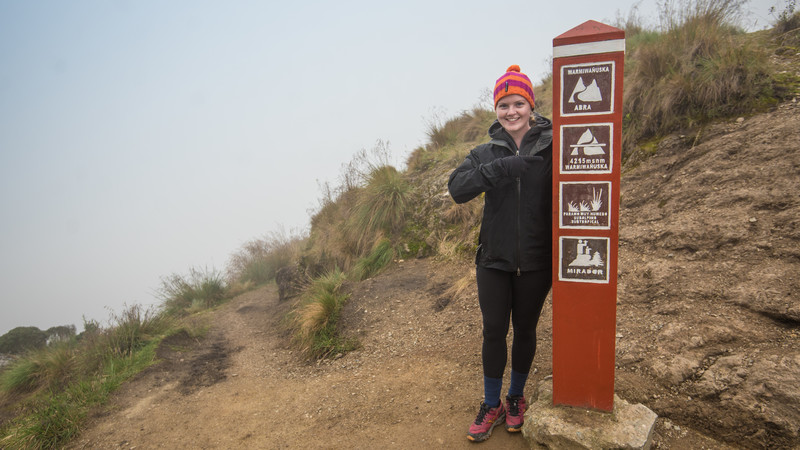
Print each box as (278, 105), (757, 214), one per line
(551, 20), (624, 412)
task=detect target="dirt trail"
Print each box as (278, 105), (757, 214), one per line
(69, 260), (532, 449)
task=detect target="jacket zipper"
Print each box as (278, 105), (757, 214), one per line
(515, 149), (521, 276)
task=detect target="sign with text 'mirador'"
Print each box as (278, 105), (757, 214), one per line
(551, 20), (624, 412)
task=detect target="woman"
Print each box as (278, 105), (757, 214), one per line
(448, 65), (552, 442)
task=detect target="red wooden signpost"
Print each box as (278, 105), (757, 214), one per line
(551, 20), (625, 412)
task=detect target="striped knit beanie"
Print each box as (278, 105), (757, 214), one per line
(493, 65), (535, 109)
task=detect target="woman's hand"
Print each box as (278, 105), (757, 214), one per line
(497, 155), (542, 177)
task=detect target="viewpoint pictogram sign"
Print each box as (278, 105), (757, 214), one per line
(551, 20), (625, 412)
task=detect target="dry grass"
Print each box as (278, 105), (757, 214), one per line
(422, 107), (495, 152)
(533, 71), (553, 118)
(622, 0), (781, 159)
(442, 198), (482, 226)
(442, 269), (476, 306)
(227, 228), (306, 287)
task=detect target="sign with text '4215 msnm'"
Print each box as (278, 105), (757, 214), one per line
(561, 123), (613, 174)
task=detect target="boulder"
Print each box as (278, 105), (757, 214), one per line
(523, 379), (657, 449)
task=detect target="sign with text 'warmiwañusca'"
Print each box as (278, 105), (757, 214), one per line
(551, 20), (624, 412)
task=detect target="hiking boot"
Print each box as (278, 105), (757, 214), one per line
(467, 401), (505, 442)
(505, 394), (527, 432)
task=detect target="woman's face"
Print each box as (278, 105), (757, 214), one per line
(495, 94), (532, 135)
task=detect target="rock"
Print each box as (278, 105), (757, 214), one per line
(691, 354), (747, 397)
(523, 379), (657, 449)
(0, 353), (15, 368)
(649, 354), (701, 385)
(688, 351), (800, 445)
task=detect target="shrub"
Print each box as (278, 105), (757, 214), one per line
(158, 267), (228, 315)
(226, 228), (306, 287)
(45, 325), (76, 344)
(75, 304), (168, 376)
(771, 2), (800, 46)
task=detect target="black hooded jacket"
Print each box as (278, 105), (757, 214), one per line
(448, 113), (553, 273)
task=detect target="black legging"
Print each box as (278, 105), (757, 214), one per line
(476, 266), (551, 379)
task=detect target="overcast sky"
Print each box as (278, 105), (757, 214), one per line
(0, 0), (787, 336)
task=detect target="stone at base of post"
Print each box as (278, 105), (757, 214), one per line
(522, 379), (657, 449)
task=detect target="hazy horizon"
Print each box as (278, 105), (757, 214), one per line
(0, 0), (787, 337)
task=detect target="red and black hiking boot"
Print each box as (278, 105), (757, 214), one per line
(467, 401), (505, 442)
(505, 394), (527, 432)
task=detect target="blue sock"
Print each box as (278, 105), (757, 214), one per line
(508, 369), (528, 397)
(483, 375), (503, 407)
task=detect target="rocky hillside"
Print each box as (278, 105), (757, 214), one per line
(614, 98), (800, 448)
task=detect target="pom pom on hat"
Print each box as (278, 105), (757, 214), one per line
(494, 65), (535, 109)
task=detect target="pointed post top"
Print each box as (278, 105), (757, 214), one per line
(553, 20), (625, 47)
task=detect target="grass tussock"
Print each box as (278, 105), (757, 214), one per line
(351, 238), (394, 281)
(288, 269), (355, 358)
(424, 106), (496, 150)
(351, 166), (408, 237)
(0, 344), (75, 393)
(1, 341), (158, 449)
(533, 71), (553, 118)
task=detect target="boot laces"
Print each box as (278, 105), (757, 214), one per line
(474, 402), (491, 424)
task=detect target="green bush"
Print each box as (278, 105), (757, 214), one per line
(158, 267), (228, 315)
(0, 327), (47, 355)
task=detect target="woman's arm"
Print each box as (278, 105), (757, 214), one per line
(448, 148), (513, 204)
